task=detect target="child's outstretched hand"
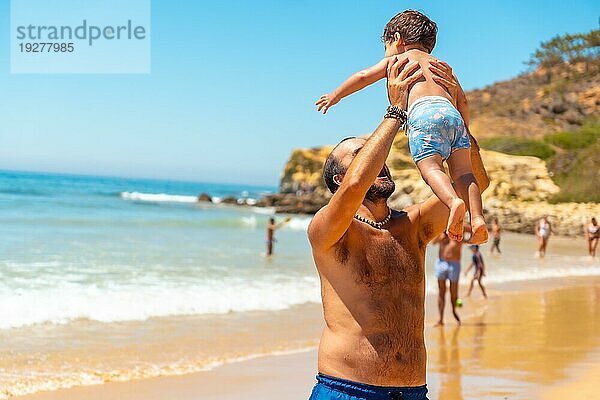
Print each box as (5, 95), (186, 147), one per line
(315, 94), (338, 114)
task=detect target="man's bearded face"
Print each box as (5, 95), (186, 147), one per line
(365, 165), (395, 202)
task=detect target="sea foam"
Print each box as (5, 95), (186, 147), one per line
(0, 275), (321, 329)
(120, 191), (198, 203)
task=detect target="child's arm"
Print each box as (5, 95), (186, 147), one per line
(316, 58), (389, 114)
(464, 262), (473, 276)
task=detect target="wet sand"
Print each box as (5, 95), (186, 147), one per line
(19, 275), (600, 400)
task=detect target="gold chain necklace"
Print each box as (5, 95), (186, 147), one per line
(354, 209), (392, 229)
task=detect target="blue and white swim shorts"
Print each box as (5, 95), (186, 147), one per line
(407, 96), (471, 163)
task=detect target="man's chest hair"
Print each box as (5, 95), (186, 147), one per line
(334, 226), (424, 287)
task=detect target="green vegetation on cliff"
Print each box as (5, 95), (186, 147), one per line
(481, 121), (600, 203)
(545, 121), (600, 203)
(548, 141), (600, 203)
(544, 121), (600, 149)
(476, 28), (599, 203)
(527, 29), (599, 71)
(480, 137), (555, 159)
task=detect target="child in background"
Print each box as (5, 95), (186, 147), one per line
(315, 10), (487, 244)
(465, 244), (487, 298)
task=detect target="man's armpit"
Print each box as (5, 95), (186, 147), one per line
(418, 221), (435, 247)
(333, 232), (350, 264)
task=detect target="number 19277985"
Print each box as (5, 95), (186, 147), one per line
(19, 43), (74, 52)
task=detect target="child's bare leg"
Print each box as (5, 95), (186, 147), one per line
(447, 149), (488, 244)
(477, 277), (488, 298)
(416, 155), (465, 241)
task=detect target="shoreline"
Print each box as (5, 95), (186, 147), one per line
(16, 274), (600, 400)
(122, 184), (600, 238)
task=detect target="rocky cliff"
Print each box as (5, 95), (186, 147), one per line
(275, 133), (599, 236)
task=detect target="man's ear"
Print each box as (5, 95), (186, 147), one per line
(333, 174), (343, 186)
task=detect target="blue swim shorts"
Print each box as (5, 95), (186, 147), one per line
(309, 374), (429, 400)
(407, 96), (471, 163)
(435, 259), (461, 282)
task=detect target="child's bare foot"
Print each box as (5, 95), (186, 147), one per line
(446, 198), (466, 241)
(469, 215), (488, 244)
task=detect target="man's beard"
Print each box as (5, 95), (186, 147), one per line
(365, 176), (395, 202)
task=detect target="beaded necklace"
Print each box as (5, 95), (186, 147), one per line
(354, 209), (392, 229)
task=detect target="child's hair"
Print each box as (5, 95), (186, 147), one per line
(382, 10), (437, 53)
(470, 244), (480, 251)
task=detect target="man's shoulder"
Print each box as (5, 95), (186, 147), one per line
(308, 204), (330, 232)
(398, 202), (421, 219)
(307, 207), (324, 241)
(308, 204), (354, 248)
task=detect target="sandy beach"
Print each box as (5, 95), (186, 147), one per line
(17, 273), (600, 400)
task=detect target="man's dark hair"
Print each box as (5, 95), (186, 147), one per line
(323, 137), (355, 194)
(382, 10), (437, 53)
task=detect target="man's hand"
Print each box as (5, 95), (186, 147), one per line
(315, 93), (339, 114)
(387, 57), (423, 109)
(429, 60), (458, 100)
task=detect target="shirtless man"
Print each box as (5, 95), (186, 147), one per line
(431, 231), (467, 326)
(308, 58), (489, 400)
(490, 217), (502, 254)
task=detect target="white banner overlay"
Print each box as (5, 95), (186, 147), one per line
(11, 0), (151, 73)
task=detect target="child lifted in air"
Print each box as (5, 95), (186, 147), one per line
(315, 10), (487, 243)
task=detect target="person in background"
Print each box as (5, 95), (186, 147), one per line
(585, 217), (599, 258)
(431, 231), (468, 326)
(535, 215), (553, 258)
(465, 244), (487, 298)
(266, 217), (291, 256)
(490, 217), (502, 255)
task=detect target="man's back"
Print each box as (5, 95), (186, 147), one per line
(312, 206), (428, 386)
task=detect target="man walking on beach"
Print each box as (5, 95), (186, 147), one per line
(431, 231), (466, 326)
(490, 217), (502, 254)
(307, 58), (489, 400)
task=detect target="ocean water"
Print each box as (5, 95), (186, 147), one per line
(1, 170), (599, 397)
(0, 170), (318, 330)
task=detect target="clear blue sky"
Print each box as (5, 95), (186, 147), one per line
(0, 0), (598, 186)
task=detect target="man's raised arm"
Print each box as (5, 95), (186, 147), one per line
(308, 58), (423, 250)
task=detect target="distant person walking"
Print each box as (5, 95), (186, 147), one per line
(490, 217), (502, 254)
(535, 215), (553, 258)
(432, 232), (466, 326)
(465, 245), (487, 298)
(266, 217), (291, 256)
(585, 217), (599, 257)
